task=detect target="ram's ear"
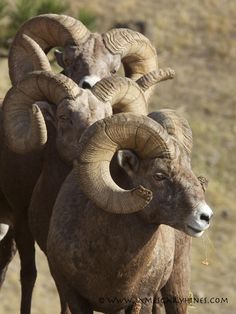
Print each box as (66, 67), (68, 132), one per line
(198, 176), (208, 193)
(117, 150), (139, 176)
(54, 49), (65, 68)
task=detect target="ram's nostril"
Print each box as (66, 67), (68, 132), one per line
(200, 213), (210, 223)
(82, 81), (91, 89)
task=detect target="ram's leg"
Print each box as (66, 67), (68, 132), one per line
(152, 302), (163, 313)
(0, 192), (16, 290)
(152, 292), (164, 313)
(48, 256), (71, 314)
(53, 275), (71, 314)
(161, 232), (191, 314)
(65, 289), (93, 314)
(0, 228), (16, 289)
(124, 302), (152, 314)
(49, 264), (92, 314)
(106, 304), (142, 314)
(48, 264), (71, 314)
(105, 309), (126, 314)
(59, 297), (71, 314)
(15, 220), (37, 314)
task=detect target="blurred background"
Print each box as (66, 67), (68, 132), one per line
(0, 0), (235, 313)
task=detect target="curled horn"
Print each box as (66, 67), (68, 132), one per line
(103, 29), (158, 100)
(74, 113), (176, 214)
(9, 14), (90, 84)
(91, 75), (148, 115)
(136, 68), (175, 91)
(3, 71), (80, 154)
(4, 72), (155, 155)
(148, 109), (193, 155)
(9, 34), (52, 84)
(91, 71), (176, 114)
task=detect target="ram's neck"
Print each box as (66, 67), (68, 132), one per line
(48, 169), (175, 309)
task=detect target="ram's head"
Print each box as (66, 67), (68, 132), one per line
(9, 14), (161, 101)
(74, 112), (213, 237)
(3, 70), (164, 163)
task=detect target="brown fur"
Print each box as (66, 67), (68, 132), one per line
(56, 33), (121, 88)
(0, 120), (43, 313)
(46, 120), (212, 313)
(0, 94), (111, 314)
(0, 70), (163, 313)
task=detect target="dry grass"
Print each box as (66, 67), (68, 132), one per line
(0, 0), (236, 313)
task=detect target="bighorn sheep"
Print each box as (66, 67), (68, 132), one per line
(1, 12), (173, 313)
(9, 14), (158, 100)
(46, 111), (213, 314)
(0, 69), (166, 313)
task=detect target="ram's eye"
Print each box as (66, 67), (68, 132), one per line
(59, 115), (69, 121)
(153, 173), (167, 181)
(111, 69), (117, 74)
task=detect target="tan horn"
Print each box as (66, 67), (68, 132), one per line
(148, 109), (193, 155)
(103, 28), (158, 100)
(136, 68), (175, 92)
(9, 14), (90, 84)
(9, 34), (52, 84)
(3, 71), (80, 154)
(74, 113), (175, 214)
(91, 75), (148, 115)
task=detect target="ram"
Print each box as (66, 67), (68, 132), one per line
(9, 13), (158, 101)
(46, 111), (213, 314)
(0, 69), (164, 313)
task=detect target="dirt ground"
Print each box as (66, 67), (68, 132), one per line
(0, 0), (235, 313)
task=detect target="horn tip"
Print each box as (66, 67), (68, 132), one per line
(164, 68), (175, 79)
(133, 186), (153, 204)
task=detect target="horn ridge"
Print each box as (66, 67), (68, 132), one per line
(3, 71), (81, 154)
(75, 113), (175, 214)
(103, 28), (158, 101)
(9, 14), (90, 84)
(148, 109), (193, 155)
(136, 68), (175, 91)
(92, 76), (148, 115)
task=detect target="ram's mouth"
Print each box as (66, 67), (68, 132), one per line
(186, 225), (205, 237)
